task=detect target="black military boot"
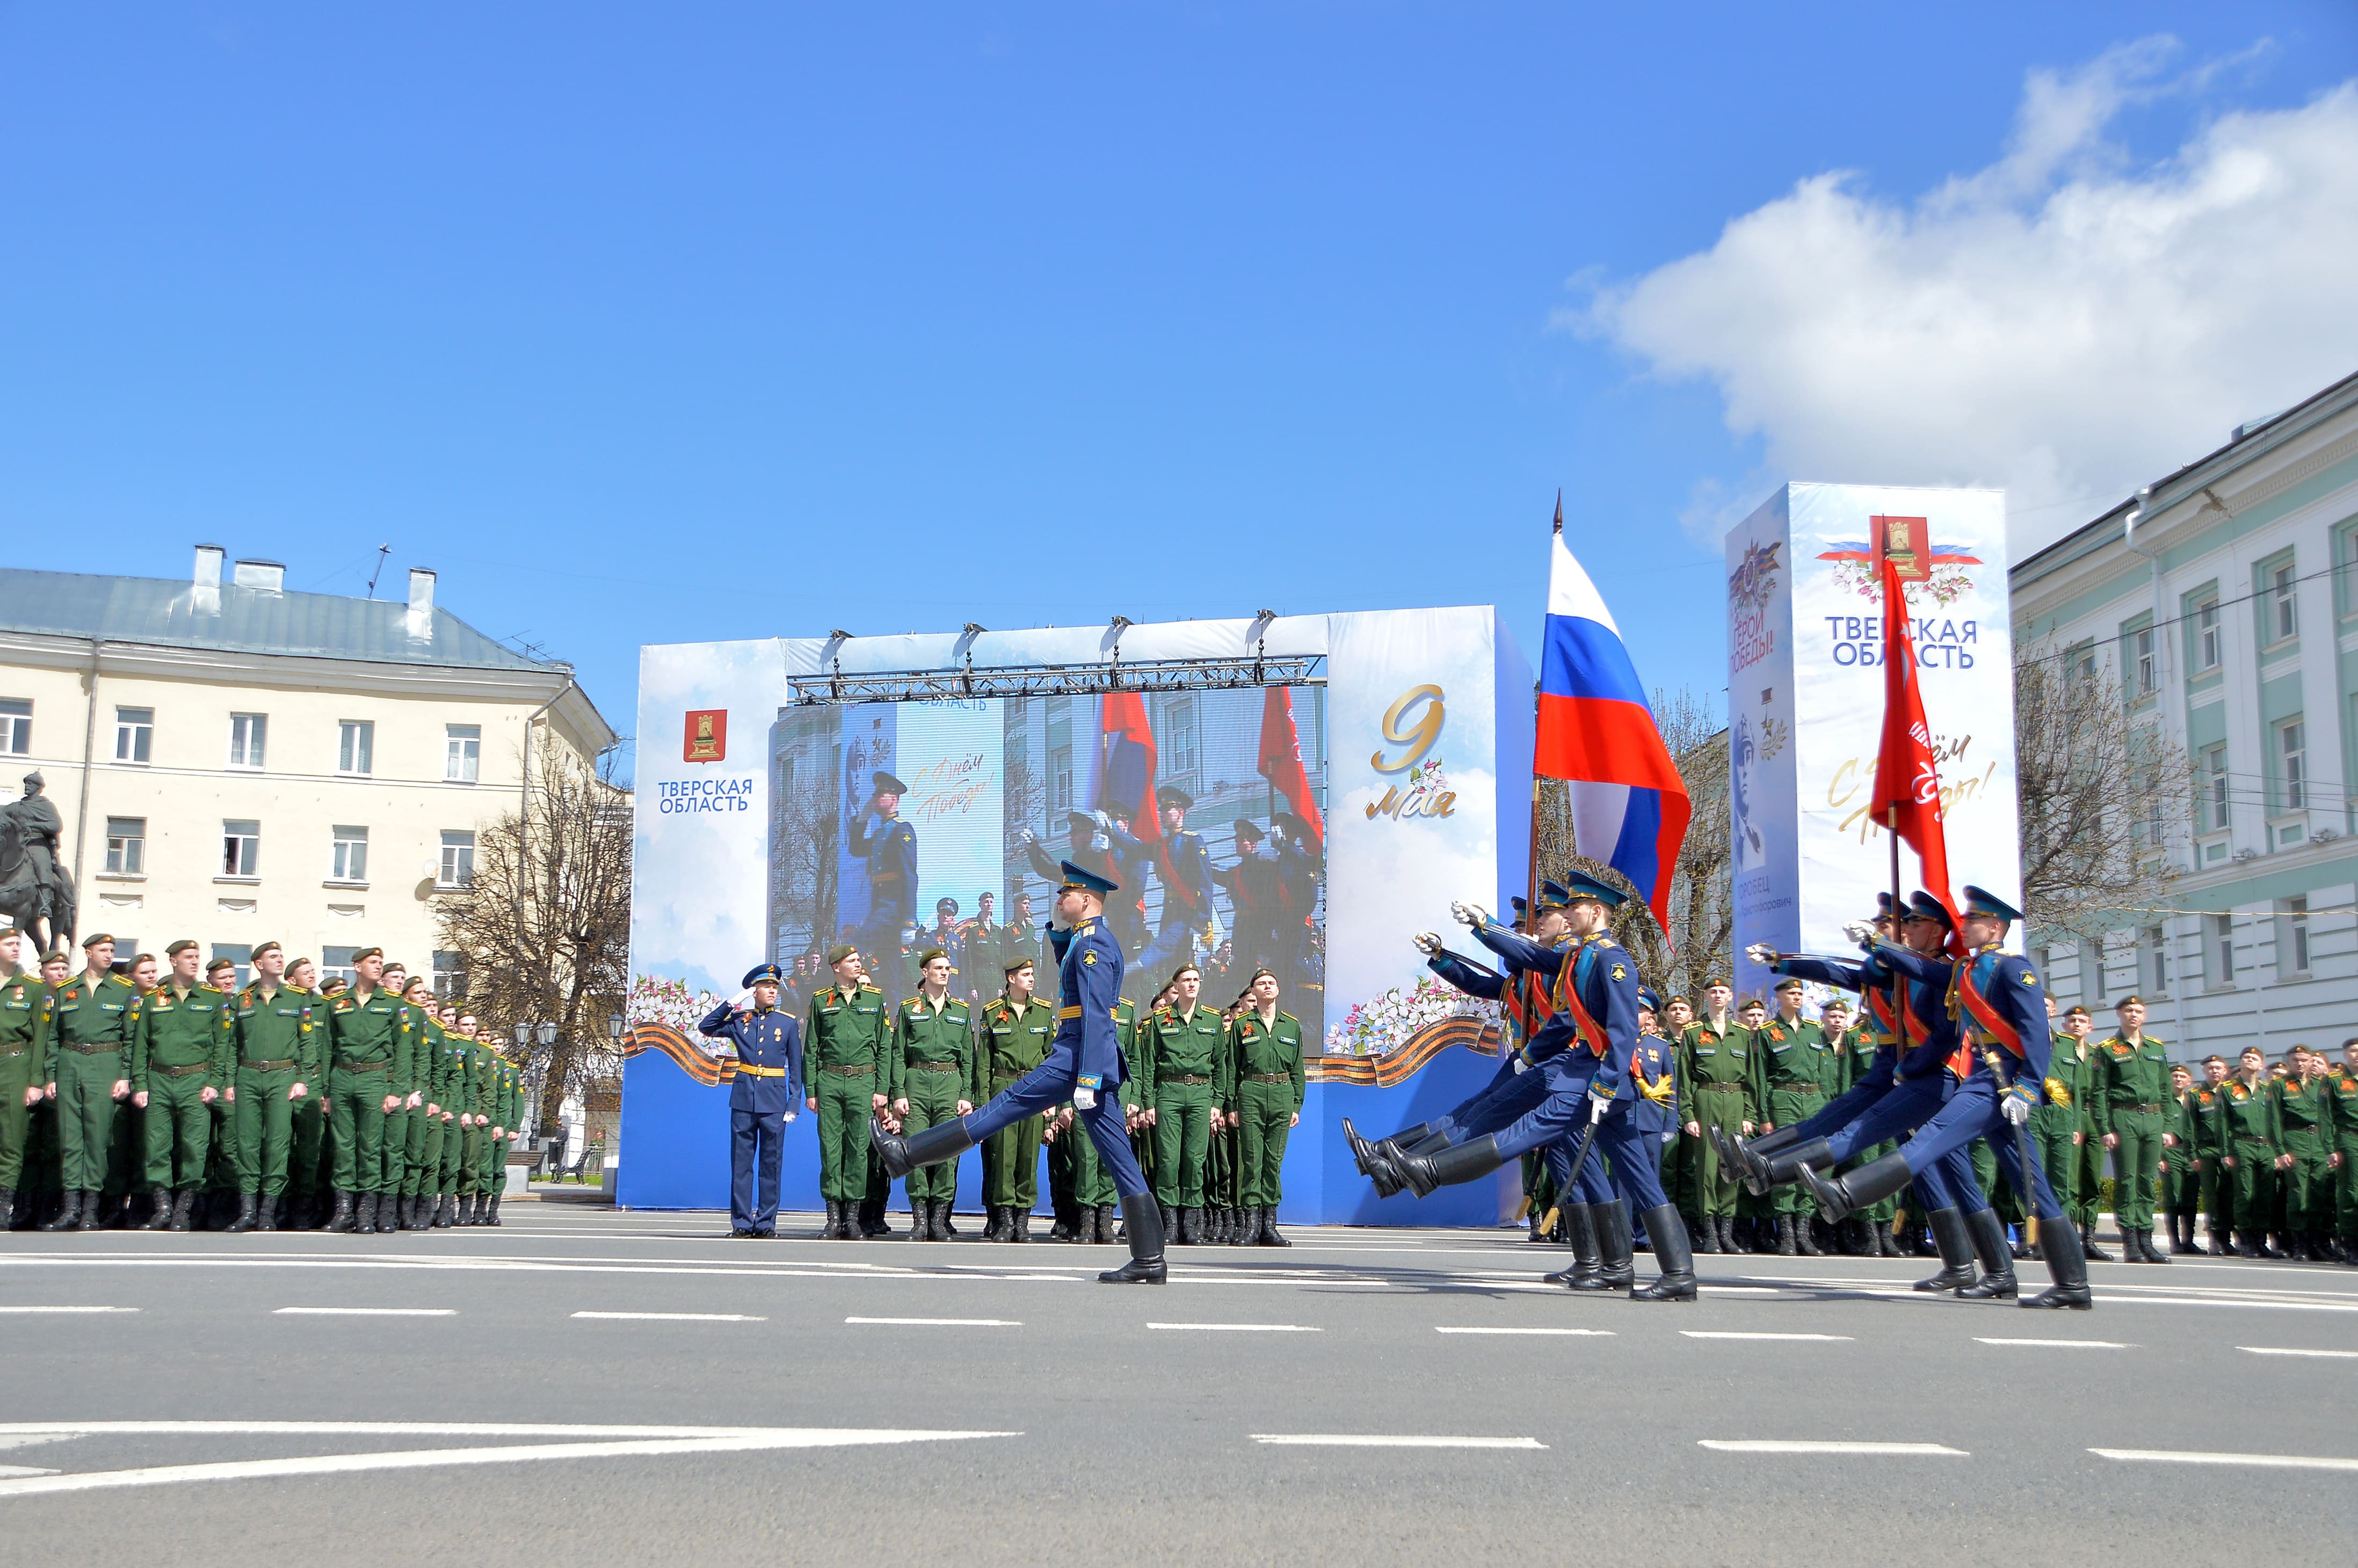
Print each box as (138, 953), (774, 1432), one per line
(1200, 1206), (1222, 1244)
(2021, 1217), (2092, 1309)
(1177, 1207), (1200, 1245)
(325, 1190), (355, 1232)
(1047, 1202), (1075, 1243)
(1956, 1208), (2019, 1300)
(143, 1185), (173, 1231)
(431, 1194), (452, 1228)
(1006, 1208), (1029, 1242)
(1876, 1222), (1906, 1258)
(974, 1204), (1001, 1242)
(911, 1202), (931, 1240)
(1914, 1208), (1979, 1293)
(408, 1194), (432, 1231)
(1395, 1134), (1507, 1199)
(258, 1193), (282, 1231)
(870, 1114), (976, 1181)
(1631, 1202), (1696, 1301)
(361, 1193), (386, 1235)
(1258, 1206), (1290, 1247)
(1717, 1216), (1745, 1254)
(2142, 1226), (2172, 1265)
(1594, 1200), (1637, 1290)
(1546, 1202), (1604, 1288)
(225, 1193), (260, 1235)
(39, 1190), (82, 1231)
(487, 1193), (503, 1226)
(1798, 1150), (1913, 1224)
(1687, 1212), (1718, 1254)
(1100, 1192), (1166, 1284)
(2079, 1221), (2114, 1262)
(1795, 1216), (1824, 1257)
(101, 1194), (133, 1229)
(1774, 1215), (1797, 1255)
(0, 1186), (12, 1230)
(1758, 1137), (1834, 1195)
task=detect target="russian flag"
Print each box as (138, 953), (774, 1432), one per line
(1537, 522), (1691, 932)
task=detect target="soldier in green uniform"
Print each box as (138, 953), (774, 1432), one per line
(456, 1012), (493, 1224)
(395, 977), (448, 1230)
(2218, 1044), (2281, 1258)
(372, 962), (417, 1228)
(2332, 1041), (2358, 1264)
(1678, 979), (1756, 1255)
(488, 1042), (520, 1224)
(279, 958), (329, 1228)
(1657, 994), (1692, 1233)
(2031, 1002), (2089, 1260)
(1755, 977), (1830, 1256)
(37, 934), (139, 1232)
(1137, 963), (1224, 1245)
(128, 940), (235, 1232)
(2052, 1004), (2109, 1258)
(2161, 1062), (2200, 1257)
(804, 943), (889, 1239)
(2189, 1055), (2231, 1254)
(193, 957), (242, 1229)
(2089, 996), (2174, 1262)
(1226, 967), (1305, 1247)
(887, 948), (974, 1242)
(2274, 1046), (2335, 1260)
(17, 949), (69, 1228)
(224, 941), (316, 1233)
(427, 1004), (470, 1227)
(976, 956), (1055, 1240)
(0, 928), (39, 1230)
(323, 947), (415, 1236)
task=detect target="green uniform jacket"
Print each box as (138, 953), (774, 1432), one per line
(1136, 1003), (1228, 1108)
(0, 974), (40, 1061)
(2217, 1077), (2280, 1154)
(2088, 1033), (2173, 1135)
(1820, 1030), (1859, 1097)
(2043, 1032), (2093, 1117)
(2331, 1069), (2358, 1153)
(324, 987), (417, 1095)
(1757, 1017), (1830, 1095)
(806, 983), (891, 1075)
(2186, 1080), (2229, 1160)
(1679, 1019), (1758, 1121)
(2275, 1074), (2331, 1146)
(887, 993), (974, 1104)
(978, 994), (1055, 1087)
(132, 980), (236, 1093)
(234, 984), (320, 1079)
(41, 972), (140, 1080)
(1224, 1009), (1306, 1115)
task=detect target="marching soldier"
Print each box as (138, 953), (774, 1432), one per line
(2089, 996), (2173, 1262)
(323, 948), (414, 1236)
(38, 934), (139, 1232)
(1047, 990), (1134, 1243)
(227, 941), (316, 1232)
(1227, 967), (1305, 1247)
(0, 928), (38, 1229)
(976, 956), (1055, 1240)
(1755, 977), (1829, 1255)
(804, 944), (890, 1240)
(1678, 979), (1754, 1255)
(2330, 1041), (2358, 1263)
(887, 949), (973, 1242)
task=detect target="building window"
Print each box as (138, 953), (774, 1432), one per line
(2083, 938), (2106, 1002)
(323, 946), (358, 987)
(212, 943), (252, 990)
(445, 724), (481, 783)
(338, 720), (374, 776)
(227, 713), (267, 770)
(433, 950), (468, 999)
(330, 825), (369, 883)
(1165, 698), (1199, 781)
(104, 816), (145, 876)
(2203, 745), (2230, 831)
(2066, 644), (2096, 687)
(222, 819), (260, 879)
(1049, 746), (1072, 814)
(114, 707), (153, 765)
(2196, 599), (2220, 671)
(0, 699), (27, 756)
(2132, 626), (2156, 695)
(438, 830), (476, 888)
(2143, 925), (2168, 994)
(2272, 563), (2298, 642)
(2282, 896), (2311, 975)
(2279, 718), (2306, 811)
(2211, 914), (2235, 985)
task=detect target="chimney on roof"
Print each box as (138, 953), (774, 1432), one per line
(407, 568), (437, 640)
(194, 545), (223, 588)
(233, 559), (285, 593)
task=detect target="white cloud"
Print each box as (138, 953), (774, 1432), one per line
(1569, 40), (2358, 557)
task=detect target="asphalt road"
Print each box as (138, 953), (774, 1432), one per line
(3, 1204), (2354, 1565)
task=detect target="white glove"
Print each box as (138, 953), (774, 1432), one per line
(1449, 900), (1489, 928)
(1090, 832), (1110, 852)
(1413, 931), (1443, 955)
(1073, 1086), (1097, 1110)
(734, 989), (756, 1009)
(1744, 942), (1776, 967)
(1842, 921), (1877, 948)
(782, 1110), (799, 1123)
(1093, 810), (1112, 829)
(1999, 1090), (2033, 1127)
(1587, 1083), (1613, 1119)
(1013, 825), (1036, 847)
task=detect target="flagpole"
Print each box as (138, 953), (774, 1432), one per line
(1532, 491), (1560, 917)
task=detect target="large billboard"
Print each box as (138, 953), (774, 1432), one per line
(1726, 483), (2018, 997)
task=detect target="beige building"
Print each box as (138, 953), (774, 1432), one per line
(0, 545), (615, 989)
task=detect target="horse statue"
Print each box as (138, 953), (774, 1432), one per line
(0, 773), (75, 955)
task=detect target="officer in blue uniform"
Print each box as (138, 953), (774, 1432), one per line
(1120, 786), (1217, 981)
(1571, 984), (1693, 1301)
(1799, 886), (2088, 1309)
(871, 861), (1166, 1284)
(850, 771), (918, 1003)
(697, 963), (806, 1238)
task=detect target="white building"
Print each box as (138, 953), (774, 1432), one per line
(2011, 369), (2358, 1059)
(0, 545), (616, 989)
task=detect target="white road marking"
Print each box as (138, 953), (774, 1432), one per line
(272, 1307), (455, 1317)
(570, 1311), (766, 1323)
(1975, 1338), (2132, 1349)
(1149, 1322), (1320, 1332)
(1252, 1434), (1544, 1449)
(2091, 1296), (2358, 1314)
(2238, 1346), (2358, 1359)
(0, 1306), (137, 1314)
(0, 1425), (1020, 1499)
(1680, 1332), (1852, 1342)
(1435, 1326), (1615, 1337)
(1700, 1441), (1968, 1456)
(0, 1468), (57, 1480)
(2091, 1448), (2358, 1472)
(845, 1317), (1021, 1327)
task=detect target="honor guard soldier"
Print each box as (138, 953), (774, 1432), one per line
(0, 928), (38, 1229)
(1227, 967), (1305, 1246)
(872, 860), (1169, 1284)
(698, 964), (806, 1238)
(804, 945), (890, 1239)
(37, 934), (140, 1232)
(850, 773), (919, 1003)
(128, 940), (232, 1232)
(323, 948), (415, 1237)
(227, 941), (315, 1233)
(976, 957), (1055, 1240)
(1128, 786), (1220, 978)
(2089, 996), (2174, 1262)
(887, 949), (973, 1241)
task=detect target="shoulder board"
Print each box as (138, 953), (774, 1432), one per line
(1275, 1010), (1300, 1026)
(1591, 937), (1617, 950)
(859, 983), (881, 993)
(333, 998), (353, 1012)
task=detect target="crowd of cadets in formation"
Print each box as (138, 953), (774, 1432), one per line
(0, 929), (528, 1236)
(779, 942), (1306, 1247)
(1548, 979), (2358, 1266)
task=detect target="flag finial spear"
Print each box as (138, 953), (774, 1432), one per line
(1552, 490), (1564, 536)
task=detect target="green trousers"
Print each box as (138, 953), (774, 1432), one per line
(897, 1070), (963, 1203)
(1210, 1118), (1243, 1211)
(1685, 1083), (1747, 1218)
(1235, 1078), (1295, 1208)
(980, 1073), (1042, 1209)
(2030, 1107), (2077, 1217)
(2225, 1137), (2276, 1232)
(1060, 1116), (1116, 1208)
(2068, 1116), (2104, 1227)
(459, 1126), (486, 1195)
(437, 1116), (466, 1194)
(1766, 1087), (1825, 1216)
(2106, 1107), (2166, 1228)
(205, 1100), (238, 1199)
(380, 1107), (411, 1197)
(233, 1071), (301, 1196)
(1152, 1081), (1213, 1207)
(481, 1128), (505, 1196)
(2334, 1144), (2357, 1242)
(1972, 1138), (2025, 1227)
(0, 1043), (36, 1189)
(21, 1097), (59, 1206)
(55, 1049), (126, 1193)
(329, 1067), (394, 1193)
(2280, 1132), (2333, 1231)
(407, 1109), (446, 1199)
(142, 1072), (215, 1189)
(288, 1097), (328, 1207)
(2163, 1146), (2196, 1217)
(814, 1069), (877, 1202)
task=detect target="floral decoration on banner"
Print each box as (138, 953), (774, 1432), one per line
(1323, 971), (1500, 1057)
(628, 974), (731, 1058)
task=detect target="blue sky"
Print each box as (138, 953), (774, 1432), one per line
(5, 5), (2354, 783)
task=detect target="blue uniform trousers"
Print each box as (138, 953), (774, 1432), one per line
(1599, 1115), (1671, 1211)
(1823, 1074), (1950, 1164)
(729, 1107), (786, 1232)
(1434, 1062), (1554, 1143)
(1900, 1074), (2064, 1222)
(965, 1054), (1149, 1200)
(1779, 1072), (1894, 1146)
(1488, 1054), (1606, 1162)
(1543, 1132), (1614, 1206)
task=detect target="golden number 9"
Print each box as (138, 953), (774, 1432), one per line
(1370, 685), (1445, 773)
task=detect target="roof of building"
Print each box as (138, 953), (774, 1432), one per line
(0, 565), (557, 674)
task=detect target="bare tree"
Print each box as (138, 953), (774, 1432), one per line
(770, 709), (843, 962)
(2014, 640), (2189, 939)
(435, 735), (632, 1139)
